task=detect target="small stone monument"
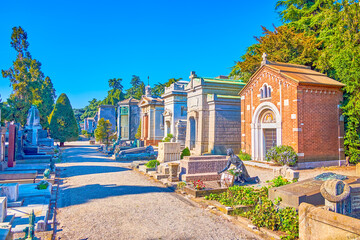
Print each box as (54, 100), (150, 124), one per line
(320, 179), (351, 215)
(157, 142), (180, 163)
(168, 162), (179, 182)
(0, 197), (6, 223)
(24, 105), (42, 146)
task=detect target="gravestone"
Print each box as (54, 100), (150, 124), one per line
(0, 183), (19, 202)
(0, 197), (6, 223)
(320, 179), (351, 215)
(269, 173), (359, 209)
(179, 155), (228, 181)
(157, 142), (180, 163)
(220, 172), (235, 188)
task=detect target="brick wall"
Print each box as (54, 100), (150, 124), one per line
(240, 65), (344, 163)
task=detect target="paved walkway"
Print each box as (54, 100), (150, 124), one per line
(56, 142), (260, 240)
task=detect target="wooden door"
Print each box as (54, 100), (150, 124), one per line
(264, 129), (277, 153)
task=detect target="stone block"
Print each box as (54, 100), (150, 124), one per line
(0, 171), (37, 180)
(157, 142), (180, 163)
(299, 203), (360, 240)
(0, 197), (6, 223)
(0, 183), (18, 202)
(356, 163), (360, 177)
(285, 169), (299, 181)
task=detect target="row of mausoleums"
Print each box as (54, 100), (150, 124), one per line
(112, 54), (346, 168)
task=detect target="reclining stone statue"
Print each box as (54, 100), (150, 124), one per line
(218, 148), (260, 184)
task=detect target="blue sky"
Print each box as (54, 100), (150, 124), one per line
(0, 0), (281, 108)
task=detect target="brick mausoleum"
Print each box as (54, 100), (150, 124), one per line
(240, 54), (346, 168)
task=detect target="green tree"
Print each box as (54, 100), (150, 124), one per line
(94, 118), (114, 146)
(152, 78), (182, 97)
(101, 78), (124, 105)
(49, 93), (79, 147)
(1, 26), (56, 127)
(125, 75), (145, 99)
(135, 120), (142, 139)
(230, 25), (320, 82)
(81, 98), (101, 120)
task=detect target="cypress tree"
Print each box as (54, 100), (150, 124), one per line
(49, 93), (79, 146)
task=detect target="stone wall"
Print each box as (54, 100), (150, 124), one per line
(299, 203), (360, 240)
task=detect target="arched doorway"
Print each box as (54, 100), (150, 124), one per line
(251, 102), (282, 161)
(189, 117), (196, 150)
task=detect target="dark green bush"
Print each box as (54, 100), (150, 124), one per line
(181, 147), (191, 159)
(145, 160), (160, 169)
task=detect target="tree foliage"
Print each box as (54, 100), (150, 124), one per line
(152, 78), (182, 97)
(231, 0), (360, 162)
(49, 93), (79, 145)
(94, 118), (114, 145)
(101, 78), (124, 106)
(124, 75), (145, 100)
(229, 25), (320, 82)
(1, 26), (56, 127)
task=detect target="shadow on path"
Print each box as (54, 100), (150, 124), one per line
(60, 184), (172, 207)
(60, 165), (129, 178)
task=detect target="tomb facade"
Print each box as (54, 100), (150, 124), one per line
(97, 105), (116, 132)
(240, 53), (345, 168)
(139, 85), (164, 146)
(117, 98), (140, 141)
(185, 72), (245, 155)
(161, 81), (188, 146)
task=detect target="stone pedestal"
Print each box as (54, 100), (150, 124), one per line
(0, 197), (6, 223)
(8, 125), (17, 168)
(179, 155), (228, 181)
(0, 183), (19, 202)
(157, 142), (180, 163)
(356, 163), (360, 177)
(168, 162), (179, 182)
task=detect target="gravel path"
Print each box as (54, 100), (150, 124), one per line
(56, 142), (260, 240)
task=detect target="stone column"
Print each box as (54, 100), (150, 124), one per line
(8, 125), (17, 167)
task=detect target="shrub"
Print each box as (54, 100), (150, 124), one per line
(81, 130), (88, 135)
(238, 151), (252, 161)
(242, 198), (299, 240)
(181, 147), (191, 159)
(205, 185), (268, 206)
(135, 120), (141, 139)
(177, 181), (187, 190)
(145, 160), (160, 169)
(266, 176), (297, 188)
(162, 133), (173, 142)
(265, 145), (298, 166)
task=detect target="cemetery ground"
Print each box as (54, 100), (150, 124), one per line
(53, 141), (357, 240)
(54, 142), (260, 240)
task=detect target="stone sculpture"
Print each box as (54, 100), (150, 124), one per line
(218, 148), (260, 184)
(320, 179), (351, 215)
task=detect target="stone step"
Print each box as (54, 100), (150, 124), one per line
(16, 159), (51, 164)
(183, 155), (226, 161)
(152, 173), (169, 180)
(180, 172), (221, 182)
(0, 171), (37, 180)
